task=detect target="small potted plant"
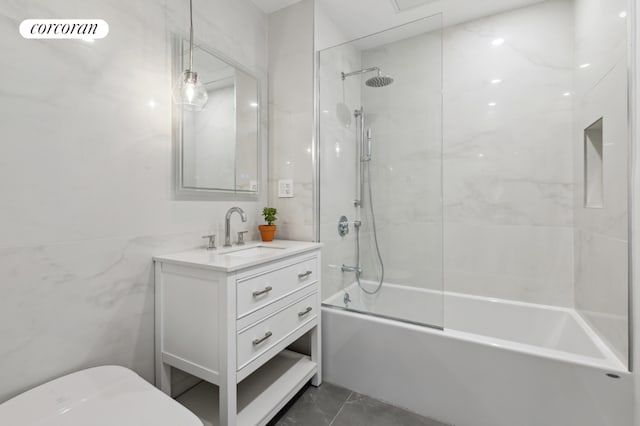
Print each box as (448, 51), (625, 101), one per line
(259, 207), (278, 242)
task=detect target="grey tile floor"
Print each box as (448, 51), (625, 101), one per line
(268, 382), (452, 426)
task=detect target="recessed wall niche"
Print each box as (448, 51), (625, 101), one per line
(584, 117), (604, 208)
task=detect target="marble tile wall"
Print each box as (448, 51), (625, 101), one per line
(442, 0), (576, 306)
(572, 0), (629, 365)
(315, 0), (629, 366)
(0, 0), (268, 402)
(313, 0), (630, 370)
(317, 41), (362, 298)
(267, 0), (315, 241)
(315, 0), (351, 52)
(360, 28), (443, 292)
(314, 0), (374, 299)
(317, 1), (577, 308)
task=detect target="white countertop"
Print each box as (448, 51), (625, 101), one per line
(153, 240), (322, 272)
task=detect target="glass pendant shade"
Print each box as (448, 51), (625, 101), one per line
(173, 70), (208, 111)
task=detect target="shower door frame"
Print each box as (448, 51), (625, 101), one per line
(626, 0), (637, 374)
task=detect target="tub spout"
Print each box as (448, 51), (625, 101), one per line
(341, 265), (362, 276)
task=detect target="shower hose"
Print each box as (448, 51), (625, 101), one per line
(355, 161), (385, 295)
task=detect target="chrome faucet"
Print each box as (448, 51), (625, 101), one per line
(341, 264), (362, 276)
(224, 207), (247, 247)
(343, 292), (352, 306)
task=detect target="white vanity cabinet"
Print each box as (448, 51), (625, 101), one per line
(153, 241), (322, 426)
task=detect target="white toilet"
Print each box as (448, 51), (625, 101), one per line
(0, 366), (202, 426)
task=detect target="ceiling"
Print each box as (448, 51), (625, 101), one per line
(392, 0), (439, 12)
(317, 0), (549, 48)
(250, 0), (303, 14)
(251, 0), (549, 26)
(252, 0), (555, 50)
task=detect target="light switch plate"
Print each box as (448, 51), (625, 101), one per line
(278, 179), (294, 198)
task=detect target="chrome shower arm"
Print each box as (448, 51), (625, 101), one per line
(341, 67), (380, 80)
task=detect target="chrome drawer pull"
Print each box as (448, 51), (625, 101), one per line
(252, 286), (273, 297)
(298, 306), (313, 317)
(298, 270), (313, 279)
(252, 331), (272, 346)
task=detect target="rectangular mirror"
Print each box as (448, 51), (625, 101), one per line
(173, 35), (260, 199)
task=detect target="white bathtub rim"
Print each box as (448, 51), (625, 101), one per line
(340, 279), (611, 317)
(327, 280), (628, 371)
(322, 301), (628, 374)
(441, 287), (627, 371)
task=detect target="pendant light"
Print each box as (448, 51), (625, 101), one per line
(172, 0), (208, 111)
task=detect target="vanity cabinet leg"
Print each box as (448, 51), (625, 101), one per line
(219, 278), (238, 425)
(311, 324), (322, 387)
(219, 380), (237, 426)
(154, 262), (171, 396)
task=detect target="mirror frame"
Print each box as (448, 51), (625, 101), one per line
(172, 33), (262, 201)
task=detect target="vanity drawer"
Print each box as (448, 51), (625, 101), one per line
(236, 255), (318, 319)
(236, 292), (318, 370)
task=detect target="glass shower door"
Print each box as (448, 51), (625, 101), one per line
(317, 14), (443, 329)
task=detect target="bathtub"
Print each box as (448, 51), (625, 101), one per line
(322, 281), (633, 426)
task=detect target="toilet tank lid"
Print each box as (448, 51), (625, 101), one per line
(0, 366), (203, 426)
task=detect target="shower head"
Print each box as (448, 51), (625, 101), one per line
(366, 75), (394, 87)
(342, 66), (394, 88)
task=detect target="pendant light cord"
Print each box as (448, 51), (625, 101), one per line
(189, 0), (194, 71)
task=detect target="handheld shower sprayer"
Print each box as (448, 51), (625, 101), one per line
(348, 107), (385, 296)
(361, 128), (372, 162)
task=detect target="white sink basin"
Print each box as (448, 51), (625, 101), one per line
(153, 240), (322, 273)
(223, 245), (287, 258)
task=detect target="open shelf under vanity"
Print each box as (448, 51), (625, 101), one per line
(176, 350), (316, 426)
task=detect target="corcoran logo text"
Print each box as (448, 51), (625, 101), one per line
(19, 19), (109, 40)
